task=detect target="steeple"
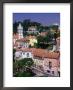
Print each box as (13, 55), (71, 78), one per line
(17, 23), (23, 39)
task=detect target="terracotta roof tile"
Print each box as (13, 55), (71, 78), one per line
(16, 38), (29, 42)
(16, 48), (60, 59)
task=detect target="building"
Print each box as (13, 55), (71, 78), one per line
(26, 35), (37, 47)
(13, 33), (19, 45)
(31, 48), (60, 76)
(15, 48), (33, 60)
(14, 48), (60, 76)
(13, 23), (24, 48)
(51, 37), (60, 52)
(56, 37), (60, 51)
(15, 51), (33, 60)
(13, 35), (37, 48)
(13, 36), (30, 49)
(17, 23), (23, 39)
(16, 38), (29, 48)
(27, 26), (39, 34)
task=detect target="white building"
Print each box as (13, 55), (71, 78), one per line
(17, 23), (23, 39)
(27, 26), (39, 34)
(15, 50), (33, 60)
(51, 37), (60, 52)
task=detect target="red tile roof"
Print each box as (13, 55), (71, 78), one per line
(16, 48), (60, 59)
(16, 38), (29, 42)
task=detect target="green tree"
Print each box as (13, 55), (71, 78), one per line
(13, 21), (18, 34)
(13, 58), (34, 77)
(22, 19), (31, 36)
(49, 25), (59, 30)
(13, 49), (16, 62)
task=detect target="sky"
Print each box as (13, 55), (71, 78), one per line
(13, 13), (60, 26)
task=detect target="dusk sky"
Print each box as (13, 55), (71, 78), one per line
(13, 13), (60, 26)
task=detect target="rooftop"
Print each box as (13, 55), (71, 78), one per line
(16, 48), (60, 59)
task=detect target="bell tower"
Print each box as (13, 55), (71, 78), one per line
(17, 23), (23, 39)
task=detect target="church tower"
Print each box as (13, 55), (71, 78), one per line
(17, 23), (23, 39)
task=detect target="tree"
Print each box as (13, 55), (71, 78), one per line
(15, 58), (34, 70)
(22, 19), (30, 31)
(38, 25), (45, 33)
(22, 19), (31, 36)
(49, 25), (59, 31)
(13, 58), (34, 77)
(13, 21), (18, 34)
(13, 49), (16, 62)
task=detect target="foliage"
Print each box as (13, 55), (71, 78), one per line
(14, 70), (36, 77)
(13, 58), (34, 77)
(13, 49), (16, 54)
(36, 31), (55, 49)
(13, 22), (18, 33)
(13, 49), (16, 62)
(49, 25), (59, 30)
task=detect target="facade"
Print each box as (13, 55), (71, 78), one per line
(27, 35), (37, 46)
(56, 37), (60, 51)
(15, 51), (33, 60)
(13, 38), (29, 49)
(51, 37), (60, 52)
(27, 26), (39, 34)
(43, 58), (59, 76)
(32, 49), (60, 76)
(16, 38), (29, 48)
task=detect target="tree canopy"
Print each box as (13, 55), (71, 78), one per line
(13, 58), (34, 77)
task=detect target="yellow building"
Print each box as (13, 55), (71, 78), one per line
(27, 35), (37, 46)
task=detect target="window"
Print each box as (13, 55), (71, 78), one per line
(47, 70), (50, 73)
(49, 61), (52, 69)
(20, 52), (22, 55)
(27, 53), (29, 57)
(23, 52), (25, 55)
(20, 43), (23, 47)
(58, 71), (60, 77)
(52, 71), (54, 74)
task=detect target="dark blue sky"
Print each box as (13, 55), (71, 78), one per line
(13, 13), (60, 26)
